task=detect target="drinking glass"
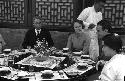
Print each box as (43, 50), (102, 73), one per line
(8, 60), (14, 67)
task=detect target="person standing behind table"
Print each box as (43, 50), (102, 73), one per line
(77, 0), (106, 61)
(22, 16), (54, 49)
(96, 20), (112, 61)
(0, 34), (6, 53)
(66, 20), (90, 55)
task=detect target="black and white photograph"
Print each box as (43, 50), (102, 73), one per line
(0, 0), (125, 81)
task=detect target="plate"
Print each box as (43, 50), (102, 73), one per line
(62, 53), (69, 55)
(73, 52), (82, 55)
(66, 71), (80, 75)
(81, 55), (90, 59)
(77, 65), (88, 70)
(17, 71), (29, 77)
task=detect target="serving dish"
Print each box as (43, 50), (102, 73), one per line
(0, 70), (11, 76)
(41, 70), (54, 79)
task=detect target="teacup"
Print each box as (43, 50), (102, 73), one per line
(3, 49), (11, 54)
(42, 70), (53, 74)
(62, 48), (69, 53)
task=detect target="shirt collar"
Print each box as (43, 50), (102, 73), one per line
(35, 29), (41, 35)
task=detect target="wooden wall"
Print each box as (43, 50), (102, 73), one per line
(0, 0), (125, 49)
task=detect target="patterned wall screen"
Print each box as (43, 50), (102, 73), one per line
(0, 0), (25, 24)
(32, 0), (74, 27)
(1, 0), (125, 28)
(102, 0), (125, 28)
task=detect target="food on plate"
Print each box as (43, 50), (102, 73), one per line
(0, 70), (11, 76)
(77, 63), (88, 70)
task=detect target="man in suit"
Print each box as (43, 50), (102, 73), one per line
(22, 16), (54, 49)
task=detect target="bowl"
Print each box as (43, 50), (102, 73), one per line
(41, 70), (54, 79)
(0, 70), (11, 76)
(3, 49), (11, 54)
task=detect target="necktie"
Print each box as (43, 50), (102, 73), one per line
(37, 30), (40, 36)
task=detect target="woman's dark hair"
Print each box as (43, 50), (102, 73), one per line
(102, 34), (122, 53)
(97, 20), (112, 32)
(74, 20), (85, 29)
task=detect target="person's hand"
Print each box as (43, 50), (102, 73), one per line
(81, 51), (88, 55)
(96, 60), (105, 71)
(88, 23), (96, 29)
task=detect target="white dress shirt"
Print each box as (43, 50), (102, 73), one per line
(77, 6), (102, 31)
(99, 54), (125, 81)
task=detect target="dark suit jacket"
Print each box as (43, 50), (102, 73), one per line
(22, 28), (54, 49)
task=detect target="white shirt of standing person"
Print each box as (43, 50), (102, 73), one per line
(77, 6), (102, 61)
(77, 6), (102, 31)
(99, 54), (125, 81)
